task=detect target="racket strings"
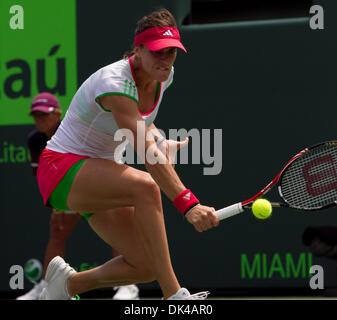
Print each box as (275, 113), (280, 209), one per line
(280, 145), (337, 209)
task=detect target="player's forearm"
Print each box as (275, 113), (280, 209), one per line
(143, 129), (185, 200)
(145, 159), (185, 201)
(141, 135), (183, 200)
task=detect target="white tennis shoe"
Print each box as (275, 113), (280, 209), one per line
(16, 280), (47, 300)
(112, 284), (139, 300)
(167, 288), (210, 300)
(39, 256), (77, 300)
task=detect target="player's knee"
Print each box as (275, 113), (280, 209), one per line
(136, 176), (161, 204)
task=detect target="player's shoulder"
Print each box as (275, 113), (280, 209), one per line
(99, 59), (133, 82)
(90, 59), (138, 102)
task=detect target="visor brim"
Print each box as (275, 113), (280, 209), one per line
(144, 39), (187, 53)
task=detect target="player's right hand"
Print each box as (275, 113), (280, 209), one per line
(185, 204), (219, 232)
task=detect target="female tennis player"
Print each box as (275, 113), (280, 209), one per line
(37, 8), (219, 300)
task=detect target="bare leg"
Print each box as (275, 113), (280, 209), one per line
(132, 192), (180, 298)
(66, 159), (180, 299)
(67, 208), (155, 295)
(111, 248), (120, 258)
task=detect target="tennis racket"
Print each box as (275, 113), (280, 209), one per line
(215, 141), (337, 221)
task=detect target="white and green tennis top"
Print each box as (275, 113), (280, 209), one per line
(47, 58), (174, 162)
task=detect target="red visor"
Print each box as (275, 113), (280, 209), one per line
(134, 27), (187, 53)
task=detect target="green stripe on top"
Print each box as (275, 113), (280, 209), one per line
(155, 82), (160, 101)
(124, 79), (128, 94)
(123, 79), (137, 99)
(95, 92), (139, 112)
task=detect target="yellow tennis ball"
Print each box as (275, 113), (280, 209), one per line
(252, 199), (272, 219)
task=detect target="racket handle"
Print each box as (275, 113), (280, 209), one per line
(215, 203), (244, 221)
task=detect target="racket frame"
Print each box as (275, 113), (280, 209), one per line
(215, 141), (337, 220)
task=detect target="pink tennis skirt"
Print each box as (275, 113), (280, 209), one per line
(37, 149), (89, 206)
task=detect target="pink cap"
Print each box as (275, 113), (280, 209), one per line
(30, 92), (60, 114)
(134, 27), (187, 53)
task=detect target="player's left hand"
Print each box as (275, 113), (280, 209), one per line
(158, 137), (189, 165)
